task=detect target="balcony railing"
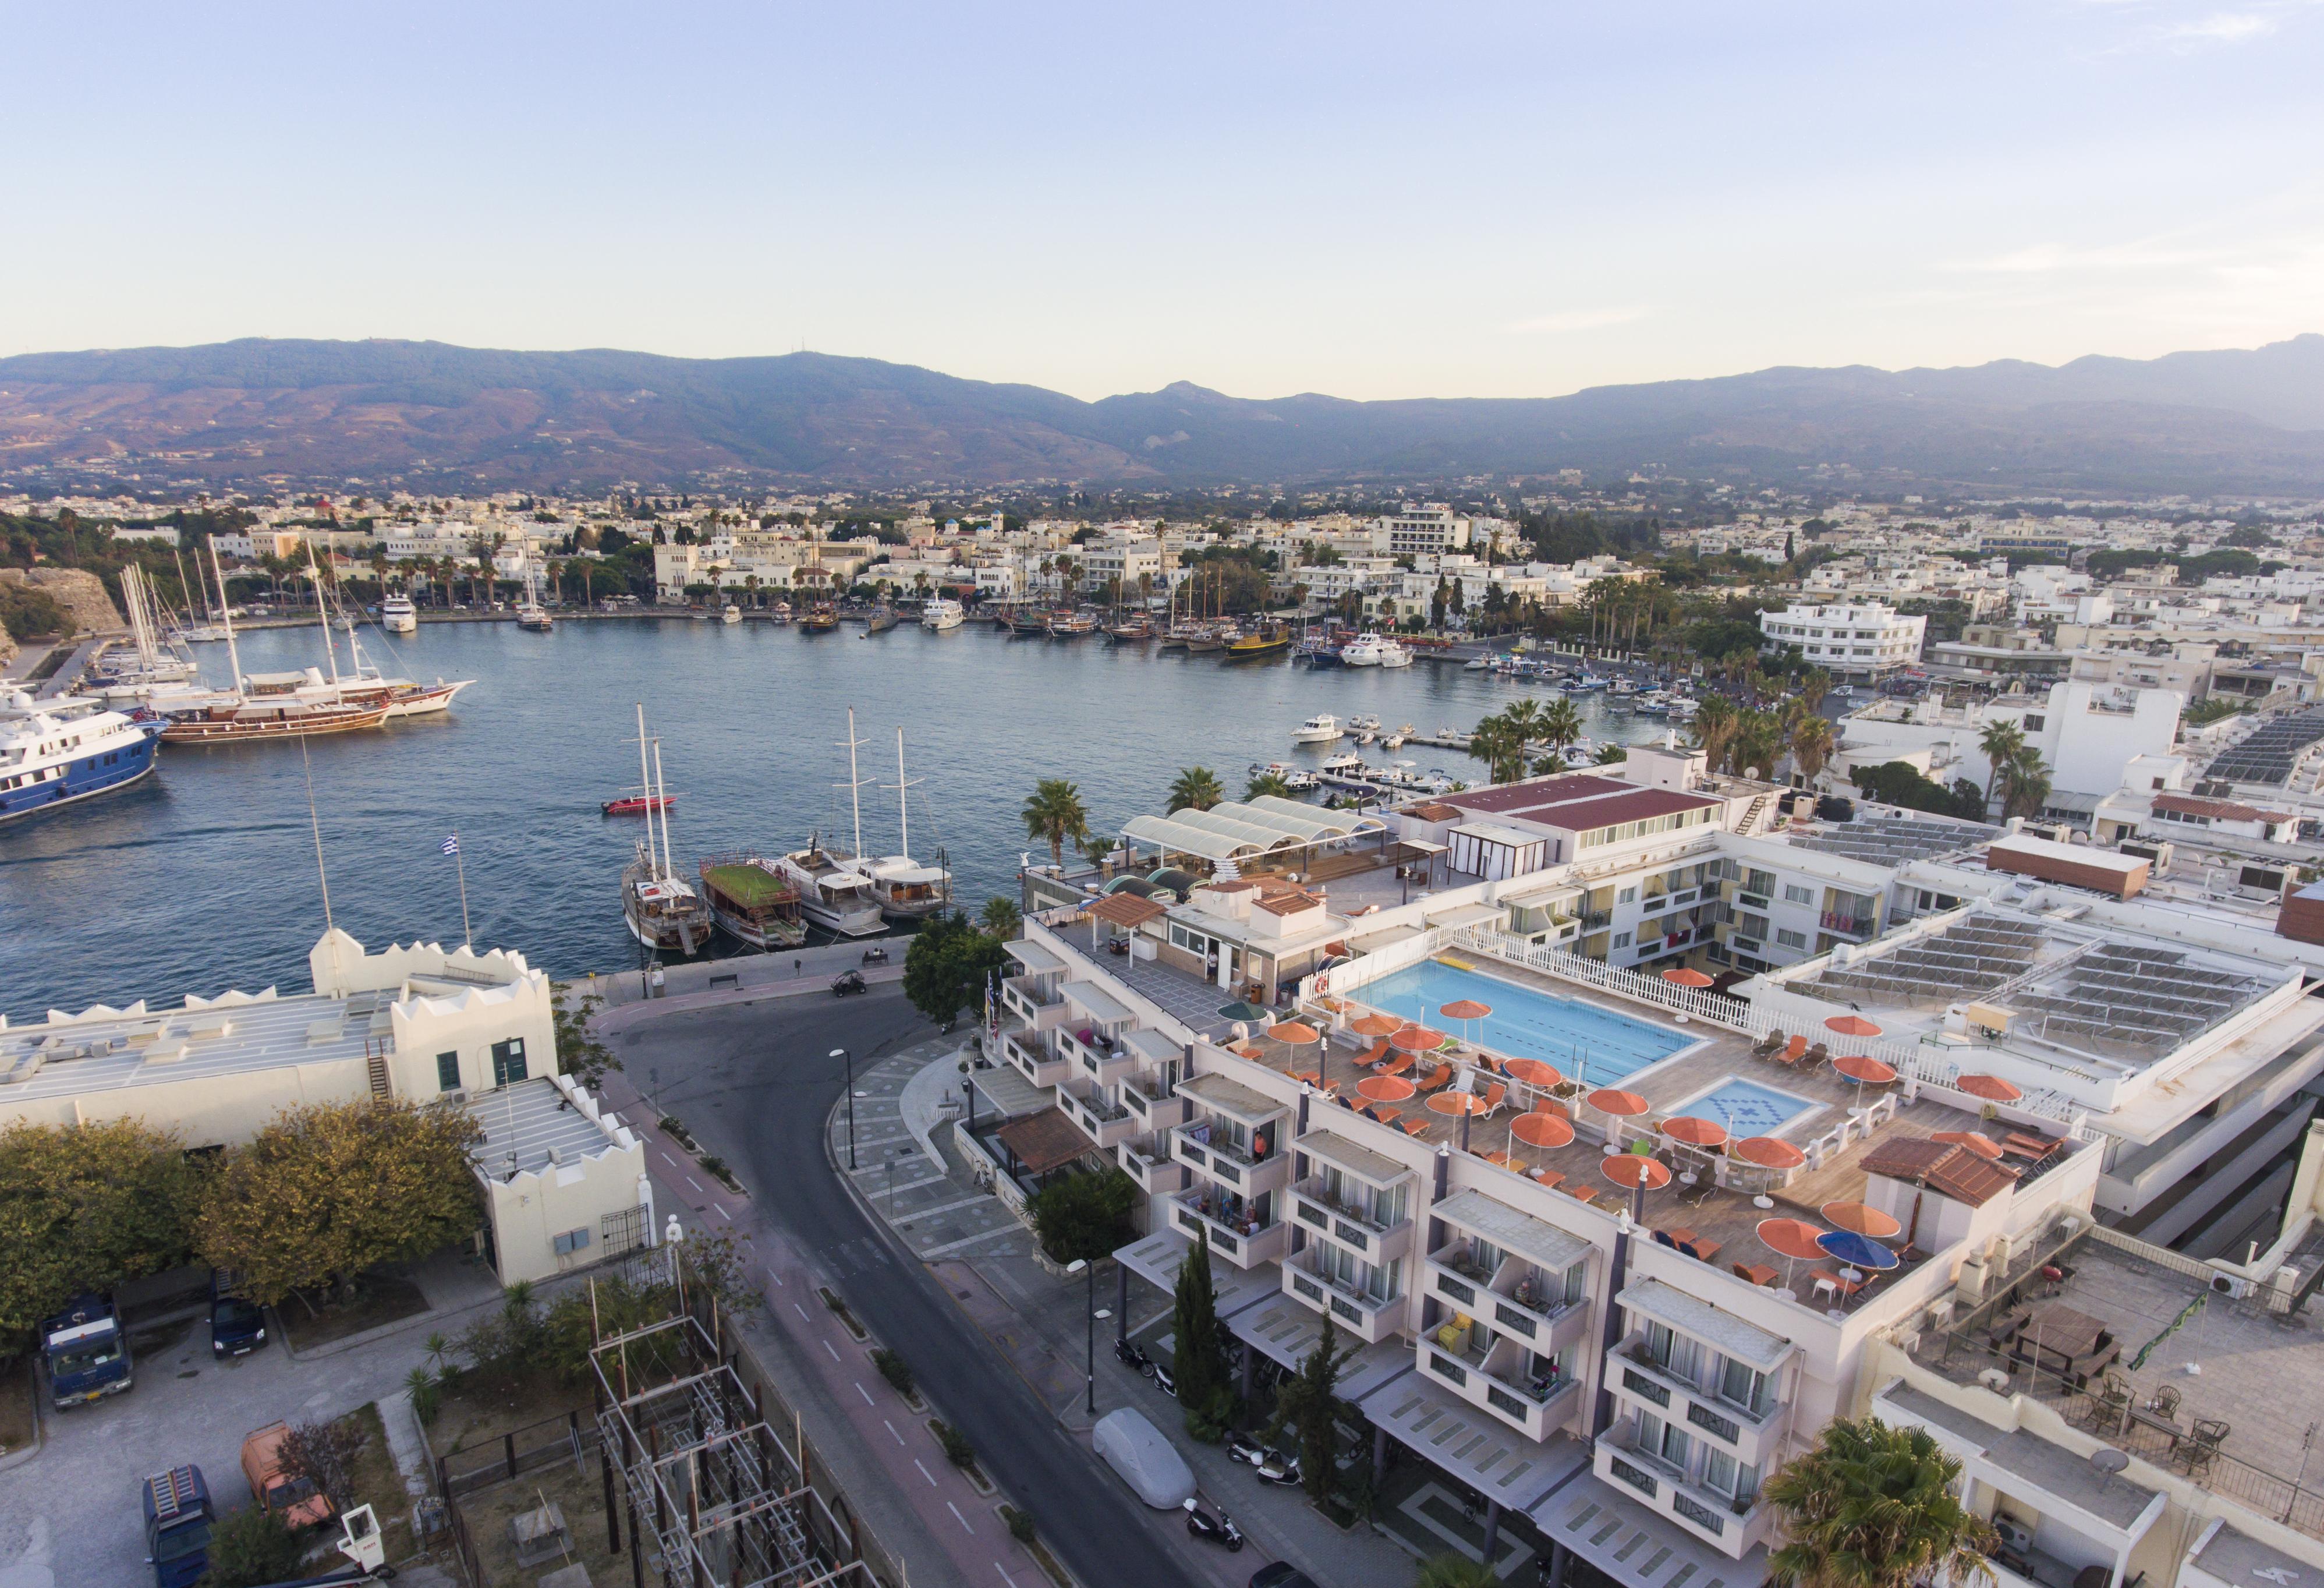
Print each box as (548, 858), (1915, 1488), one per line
(1287, 1258), (1398, 1328)
(1174, 1190), (1274, 1248)
(1819, 913), (1874, 936)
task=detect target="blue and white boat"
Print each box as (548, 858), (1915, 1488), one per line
(0, 691), (164, 824)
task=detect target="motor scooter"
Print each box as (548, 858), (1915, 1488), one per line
(1115, 1338), (1154, 1377)
(1182, 1498), (1245, 1551)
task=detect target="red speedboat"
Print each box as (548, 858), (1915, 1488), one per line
(603, 794), (676, 817)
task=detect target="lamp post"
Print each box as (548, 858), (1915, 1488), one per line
(831, 1047), (857, 1170)
(1066, 1258), (1107, 1415)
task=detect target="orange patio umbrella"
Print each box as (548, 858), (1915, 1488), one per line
(1267, 1021), (1322, 1046)
(1358, 1074), (1416, 1104)
(1733, 1136), (1807, 1169)
(1350, 1012), (1403, 1038)
(1427, 1091), (1489, 1117)
(1392, 1024), (1449, 1053)
(1825, 1014), (1883, 1038)
(1511, 1110), (1576, 1151)
(1602, 1154), (1672, 1192)
(1822, 1200), (1904, 1240)
(1955, 1073), (2022, 1103)
(1502, 1057), (1564, 1091)
(1832, 1053), (1898, 1085)
(1933, 1130), (2005, 1161)
(1440, 998), (1492, 1046)
(1660, 967), (1715, 989)
(1588, 1088), (1649, 1117)
(1758, 1215), (1829, 1291)
(1662, 1115), (1730, 1150)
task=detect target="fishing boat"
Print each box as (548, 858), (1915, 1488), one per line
(1222, 622), (1291, 662)
(1295, 638), (1341, 667)
(697, 854), (808, 949)
(799, 602), (840, 634)
(718, 603), (742, 626)
(381, 595), (419, 635)
(619, 707), (712, 956)
(922, 597), (966, 631)
(1289, 715), (1342, 745)
(1047, 610), (1096, 639)
(0, 691), (164, 823)
(602, 793), (675, 817)
(1106, 616), (1154, 642)
(1185, 624), (1230, 654)
(863, 604), (898, 635)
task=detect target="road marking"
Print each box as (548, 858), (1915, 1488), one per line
(793, 1302), (811, 1322)
(822, 1339), (841, 1363)
(855, 1381), (875, 1406)
(769, 1268), (784, 1286)
(948, 1500), (976, 1535)
(884, 1419), (904, 1445)
(915, 1458), (938, 1487)
(916, 1224), (1028, 1258)
(711, 1203), (729, 1219)
(995, 1564), (1020, 1588)
(685, 1175), (703, 1191)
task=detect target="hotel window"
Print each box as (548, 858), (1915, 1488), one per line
(491, 1038), (527, 1087)
(437, 1052), (460, 1092)
(1782, 883), (1813, 904)
(1702, 1448), (1760, 1506)
(1776, 928), (1807, 949)
(1638, 1410), (1694, 1471)
(1612, 932), (1632, 949)
(1719, 1357), (1775, 1416)
(1618, 886), (1638, 904)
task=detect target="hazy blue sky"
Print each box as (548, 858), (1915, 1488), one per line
(5, 2), (2318, 399)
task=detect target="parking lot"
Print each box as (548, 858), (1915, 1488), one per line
(0, 1288), (472, 1588)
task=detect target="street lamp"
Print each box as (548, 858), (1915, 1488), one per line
(1066, 1258), (1106, 1416)
(831, 1048), (856, 1170)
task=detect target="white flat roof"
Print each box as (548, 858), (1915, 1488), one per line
(1987, 834), (2147, 876)
(469, 1076), (632, 1181)
(0, 989), (387, 1103)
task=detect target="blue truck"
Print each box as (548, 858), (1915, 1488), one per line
(141, 1466), (214, 1588)
(41, 1292), (132, 1407)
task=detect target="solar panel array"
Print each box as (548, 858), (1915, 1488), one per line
(2013, 943), (2270, 1062)
(1803, 914), (2047, 1008)
(2205, 708), (2324, 785)
(1794, 817), (2001, 867)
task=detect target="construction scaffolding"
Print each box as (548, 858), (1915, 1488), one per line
(591, 1302), (878, 1588)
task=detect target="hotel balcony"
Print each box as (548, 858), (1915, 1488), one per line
(1282, 1250), (1404, 1345)
(1595, 1418), (1770, 1557)
(1001, 974), (1068, 1030)
(1425, 1242), (1592, 1362)
(1818, 911), (1876, 939)
(1289, 1176), (1413, 1265)
(1121, 1074), (1189, 1134)
(1419, 1323), (1582, 1442)
(1002, 1025), (1071, 1090)
(1059, 1025), (1136, 1088)
(1167, 1188), (1288, 1268)
(1171, 1121), (1291, 1198)
(1062, 1083), (1139, 1150)
(1609, 1332), (1787, 1469)
(1116, 1130), (1187, 1196)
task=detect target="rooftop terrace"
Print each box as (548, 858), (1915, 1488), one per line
(0, 986), (391, 1102)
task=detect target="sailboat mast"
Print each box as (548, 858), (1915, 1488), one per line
(845, 707), (864, 861)
(635, 703), (658, 879)
(211, 541), (243, 692)
(895, 728), (909, 861)
(651, 741), (676, 885)
(305, 543), (341, 684)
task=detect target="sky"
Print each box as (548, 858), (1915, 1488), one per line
(4, 1), (2320, 401)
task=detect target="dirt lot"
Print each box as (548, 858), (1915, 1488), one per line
(0, 1357), (34, 1455)
(455, 1451), (625, 1588)
(278, 1274), (433, 1351)
(427, 1364), (595, 1464)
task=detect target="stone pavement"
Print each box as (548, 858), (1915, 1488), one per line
(834, 1049), (1418, 1588)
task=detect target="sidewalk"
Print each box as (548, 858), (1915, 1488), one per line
(837, 1050), (1417, 1588)
(579, 939), (906, 1012)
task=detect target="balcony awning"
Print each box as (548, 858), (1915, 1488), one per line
(1178, 1070), (1288, 1126)
(1872, 1381), (2166, 1540)
(1528, 1469), (1768, 1588)
(1360, 1376), (1589, 1513)
(1111, 1229), (1276, 1321)
(1230, 1295), (1414, 1398)
(1004, 938), (1064, 974)
(1121, 815), (1263, 863)
(1060, 980), (1135, 1026)
(1433, 1189), (1593, 1272)
(1618, 1278), (1794, 1373)
(1119, 1028), (1182, 1065)
(1296, 1128), (1414, 1187)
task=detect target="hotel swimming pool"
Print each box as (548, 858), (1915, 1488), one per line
(1667, 1078), (1821, 1138)
(1354, 959), (1695, 1084)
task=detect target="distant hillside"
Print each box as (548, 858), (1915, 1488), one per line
(2, 334), (2320, 494)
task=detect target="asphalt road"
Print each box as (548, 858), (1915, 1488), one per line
(623, 986), (1211, 1588)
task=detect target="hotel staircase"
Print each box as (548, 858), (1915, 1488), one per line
(367, 1050), (392, 1101)
(1214, 857), (1242, 882)
(1736, 793), (1770, 834)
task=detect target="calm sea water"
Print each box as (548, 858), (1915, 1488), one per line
(0, 619), (1668, 1019)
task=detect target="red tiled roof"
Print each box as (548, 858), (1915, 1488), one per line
(1204, 879), (1260, 894)
(2154, 793), (2295, 826)
(1859, 1136), (2020, 1207)
(1404, 802), (1461, 821)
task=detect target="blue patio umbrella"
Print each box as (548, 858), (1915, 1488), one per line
(1217, 1000), (1271, 1023)
(1815, 1229), (1899, 1297)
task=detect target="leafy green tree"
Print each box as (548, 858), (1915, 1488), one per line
(1171, 1226), (1236, 1441)
(1168, 766), (1225, 813)
(1271, 1313), (1353, 1508)
(1766, 1417), (1995, 1588)
(194, 1101), (483, 1308)
(979, 896), (1023, 938)
(0, 1119), (203, 1352)
(1026, 1169), (1137, 1264)
(902, 909), (1012, 1027)
(1022, 778), (1090, 869)
(196, 1505), (309, 1587)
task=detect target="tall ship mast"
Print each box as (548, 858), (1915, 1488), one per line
(776, 708), (884, 937)
(619, 705), (711, 956)
(851, 726), (953, 922)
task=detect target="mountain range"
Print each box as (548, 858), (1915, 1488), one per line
(2, 335), (2321, 496)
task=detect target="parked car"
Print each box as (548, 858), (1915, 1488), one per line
(1093, 1408), (1196, 1509)
(242, 1421), (332, 1529)
(208, 1271), (265, 1358)
(1249, 1566), (1321, 1588)
(830, 970), (868, 996)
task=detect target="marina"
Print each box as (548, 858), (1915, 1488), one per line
(0, 616), (1675, 1017)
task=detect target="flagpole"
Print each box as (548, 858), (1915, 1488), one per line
(454, 832), (472, 949)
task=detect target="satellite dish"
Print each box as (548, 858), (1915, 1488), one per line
(2091, 1448), (2130, 1490)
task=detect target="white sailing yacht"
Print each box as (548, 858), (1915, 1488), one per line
(778, 709), (886, 937)
(851, 727), (953, 922)
(619, 705), (711, 954)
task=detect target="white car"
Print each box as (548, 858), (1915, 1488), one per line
(1093, 1408), (1196, 1509)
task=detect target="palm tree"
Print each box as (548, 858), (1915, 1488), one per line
(1765, 1417), (1994, 1588)
(1168, 766), (1225, 812)
(1246, 770), (1293, 801)
(1692, 695), (1740, 773)
(979, 897), (1022, 938)
(1021, 779), (1090, 870)
(1799, 668), (1832, 715)
(1978, 720), (2027, 808)
(1790, 716), (1834, 787)
(1999, 746), (2053, 821)
(1541, 698), (1584, 763)
(1500, 697), (1548, 750)
(1595, 742), (1628, 764)
(1416, 1557), (1500, 1588)
(1733, 709), (1785, 781)
(1468, 714), (1529, 784)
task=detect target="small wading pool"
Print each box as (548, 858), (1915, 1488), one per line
(1666, 1077), (1822, 1138)
(1351, 959), (1695, 1083)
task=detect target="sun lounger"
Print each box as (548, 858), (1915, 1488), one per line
(1416, 1065), (1453, 1092)
(1530, 1169), (1565, 1190)
(1476, 1082), (1507, 1117)
(1751, 1031), (1785, 1059)
(1732, 1263), (1779, 1287)
(1776, 1035), (1809, 1066)
(1398, 1117), (1431, 1137)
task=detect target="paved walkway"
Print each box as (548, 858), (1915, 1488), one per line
(579, 939), (907, 1013)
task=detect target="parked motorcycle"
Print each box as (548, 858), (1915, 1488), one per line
(1182, 1498), (1245, 1551)
(1227, 1432), (1267, 1467)
(1151, 1361), (1177, 1399)
(1115, 1338), (1154, 1377)
(1255, 1449), (1303, 1488)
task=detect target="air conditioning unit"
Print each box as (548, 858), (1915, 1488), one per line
(2238, 865), (2291, 898)
(2210, 1274), (2252, 1299)
(1994, 1521), (2035, 1556)
(2118, 840), (2173, 872)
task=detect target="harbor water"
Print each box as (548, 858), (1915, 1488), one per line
(0, 620), (1673, 1018)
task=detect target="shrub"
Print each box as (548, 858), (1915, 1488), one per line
(279, 1416), (368, 1511)
(196, 1505), (307, 1587)
(933, 1420), (976, 1469)
(405, 1365), (441, 1426)
(872, 1348), (915, 1398)
(1007, 1508), (1036, 1544)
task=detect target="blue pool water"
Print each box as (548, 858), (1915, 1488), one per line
(1354, 960), (1692, 1083)
(1668, 1078), (1820, 1138)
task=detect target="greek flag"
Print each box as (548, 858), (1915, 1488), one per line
(441, 834), (460, 855)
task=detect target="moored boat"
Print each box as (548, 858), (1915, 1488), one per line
(1221, 623), (1292, 662)
(602, 793), (675, 817)
(381, 596), (419, 634)
(697, 854), (807, 949)
(922, 597), (966, 631)
(619, 706), (711, 956)
(1, 691), (164, 822)
(777, 843), (885, 936)
(1289, 714), (1342, 745)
